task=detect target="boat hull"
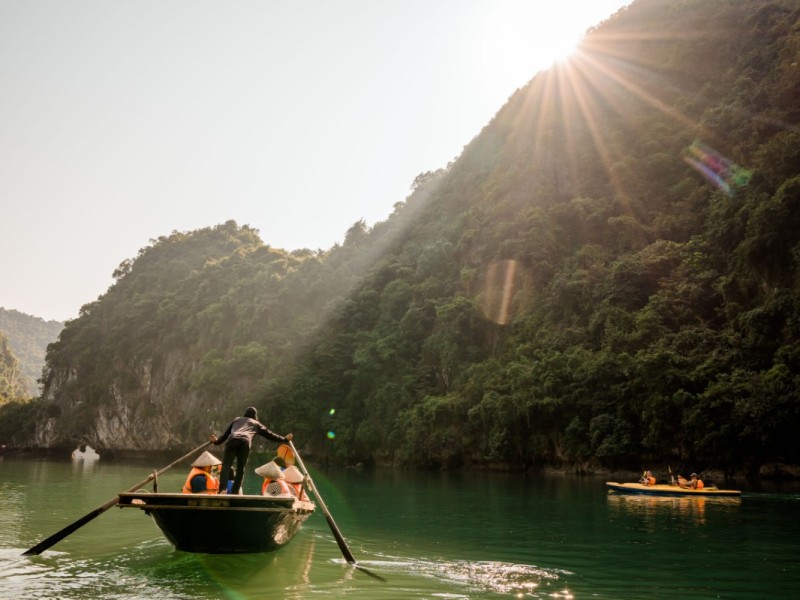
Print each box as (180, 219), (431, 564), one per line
(118, 492), (315, 553)
(606, 482), (741, 497)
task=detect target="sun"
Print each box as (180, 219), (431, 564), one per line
(516, 2), (638, 69)
(475, 2), (599, 88)
(538, 30), (582, 66)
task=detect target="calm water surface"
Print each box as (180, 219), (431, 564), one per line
(1, 455), (799, 599)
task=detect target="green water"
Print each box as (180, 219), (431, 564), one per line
(1, 456), (799, 599)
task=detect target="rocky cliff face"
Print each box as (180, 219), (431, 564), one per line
(35, 351), (229, 450)
(31, 223), (322, 452)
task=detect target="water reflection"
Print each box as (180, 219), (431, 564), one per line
(284, 534), (316, 599)
(606, 492), (741, 528)
(70, 457), (101, 477)
(0, 482), (26, 546)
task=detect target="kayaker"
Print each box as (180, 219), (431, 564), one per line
(689, 472), (704, 489)
(210, 406), (293, 495)
(639, 470), (656, 485)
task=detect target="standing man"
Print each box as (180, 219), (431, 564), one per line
(211, 406), (293, 495)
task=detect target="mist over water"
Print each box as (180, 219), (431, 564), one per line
(1, 457), (799, 599)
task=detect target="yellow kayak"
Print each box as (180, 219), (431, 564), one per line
(606, 481), (741, 497)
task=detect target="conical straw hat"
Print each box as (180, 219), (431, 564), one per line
(191, 451), (222, 467)
(254, 460), (284, 479)
(283, 465), (304, 484)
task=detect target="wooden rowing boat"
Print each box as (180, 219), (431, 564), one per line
(117, 491), (315, 553)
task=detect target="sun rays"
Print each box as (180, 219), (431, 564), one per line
(505, 22), (726, 210)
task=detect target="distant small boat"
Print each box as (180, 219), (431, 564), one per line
(71, 445), (100, 460)
(606, 482), (741, 497)
(117, 492), (315, 553)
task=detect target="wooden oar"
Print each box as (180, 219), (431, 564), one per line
(22, 441), (212, 556)
(289, 440), (385, 582)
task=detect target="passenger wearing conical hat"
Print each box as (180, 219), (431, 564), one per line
(255, 460), (293, 497)
(282, 465), (309, 501)
(181, 451), (222, 494)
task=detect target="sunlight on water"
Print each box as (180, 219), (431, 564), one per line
(364, 553), (569, 598)
(2, 547), (192, 600)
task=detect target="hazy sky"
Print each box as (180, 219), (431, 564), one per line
(0, 0), (631, 322)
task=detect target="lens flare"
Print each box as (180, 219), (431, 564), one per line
(682, 140), (751, 196)
(326, 431), (336, 439)
(481, 260), (518, 325)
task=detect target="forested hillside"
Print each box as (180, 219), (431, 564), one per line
(273, 0), (800, 475)
(10, 0), (800, 476)
(0, 331), (27, 402)
(0, 308), (64, 396)
(27, 219), (417, 449)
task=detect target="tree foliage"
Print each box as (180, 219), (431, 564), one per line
(26, 0), (800, 474)
(0, 331), (28, 404)
(0, 308), (63, 396)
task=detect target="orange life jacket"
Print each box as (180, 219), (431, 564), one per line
(261, 478), (293, 496)
(694, 479), (704, 489)
(646, 476), (656, 485)
(288, 482), (310, 501)
(182, 467), (220, 494)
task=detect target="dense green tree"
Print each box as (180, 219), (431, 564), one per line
(0, 331), (27, 403)
(0, 308), (63, 396)
(28, 0), (800, 476)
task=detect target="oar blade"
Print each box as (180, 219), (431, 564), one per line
(355, 564), (388, 582)
(323, 511), (356, 563)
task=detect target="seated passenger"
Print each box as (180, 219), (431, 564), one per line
(689, 472), (704, 489)
(182, 451), (221, 494)
(639, 470), (656, 486)
(255, 460), (293, 497)
(283, 465), (309, 501)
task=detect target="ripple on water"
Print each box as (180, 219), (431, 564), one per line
(364, 553), (572, 598)
(0, 545), (199, 600)
(0, 548), (52, 580)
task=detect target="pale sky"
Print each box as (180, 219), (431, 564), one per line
(0, 0), (631, 323)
